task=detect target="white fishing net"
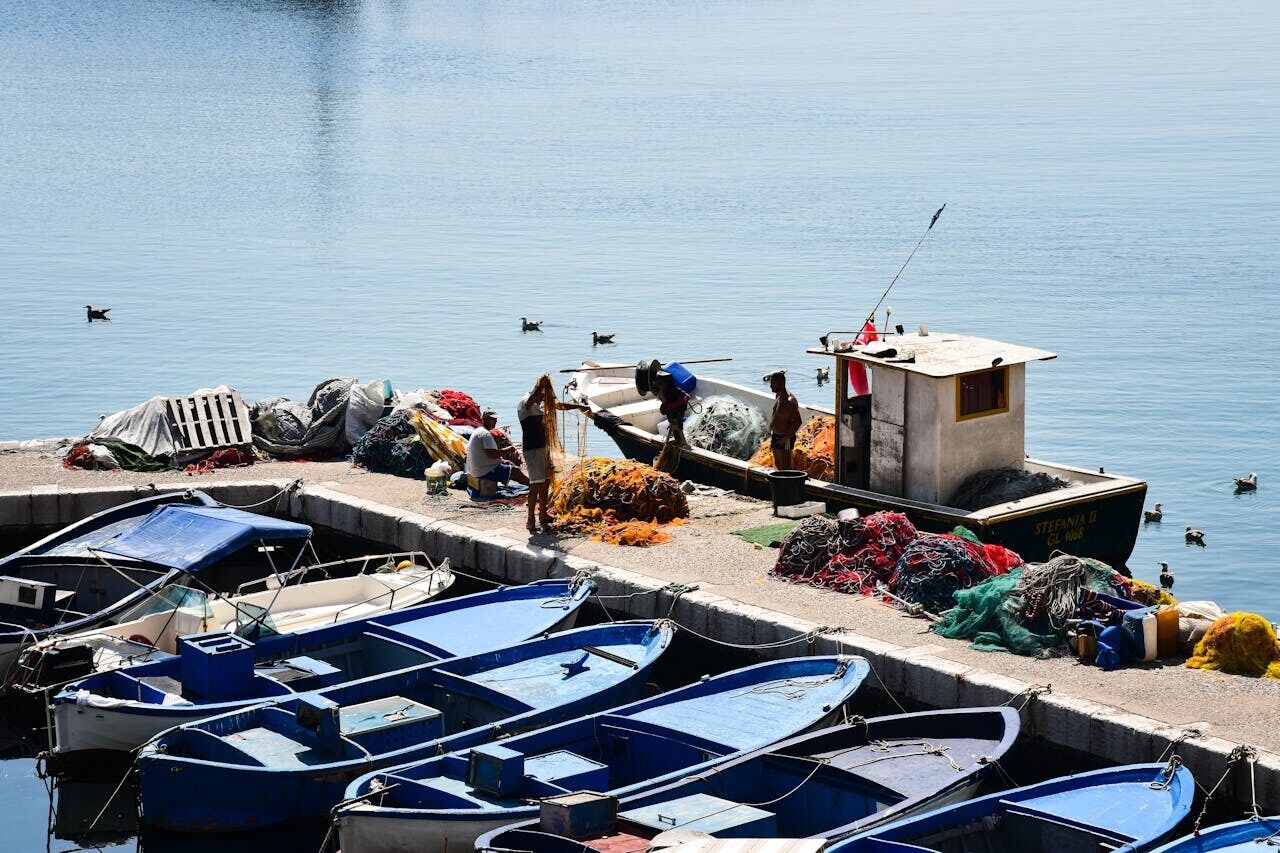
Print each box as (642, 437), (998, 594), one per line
(684, 394), (770, 460)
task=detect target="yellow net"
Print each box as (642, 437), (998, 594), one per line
(1128, 577), (1178, 607)
(550, 457), (690, 545)
(1185, 612), (1280, 680)
(749, 415), (836, 481)
(410, 411), (468, 470)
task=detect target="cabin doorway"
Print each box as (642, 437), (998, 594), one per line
(835, 362), (872, 489)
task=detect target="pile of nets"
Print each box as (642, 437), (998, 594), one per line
(685, 396), (769, 460)
(1185, 613), (1280, 680)
(932, 554), (1130, 656)
(773, 516), (843, 582)
(183, 447), (255, 475)
(818, 512), (918, 593)
(431, 389), (482, 426)
(773, 512), (1021, 615)
(886, 533), (1020, 614)
(948, 468), (1072, 511)
(550, 458), (689, 545)
(252, 377), (355, 458)
(750, 415), (835, 480)
(352, 409), (433, 478)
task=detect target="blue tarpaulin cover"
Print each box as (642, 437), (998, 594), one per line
(95, 505), (311, 573)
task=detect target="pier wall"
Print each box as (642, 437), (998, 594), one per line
(3, 479), (1275, 813)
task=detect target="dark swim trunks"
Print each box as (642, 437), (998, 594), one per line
(770, 433), (796, 451)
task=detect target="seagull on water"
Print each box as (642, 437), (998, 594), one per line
(521, 317), (543, 332)
(1158, 561), (1175, 590)
(1234, 473), (1258, 491)
(85, 305), (111, 322)
(1185, 526), (1205, 546)
(592, 331), (615, 345)
(816, 366), (830, 386)
(1143, 503), (1163, 523)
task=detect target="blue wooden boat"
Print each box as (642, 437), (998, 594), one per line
(827, 762), (1194, 853)
(1148, 816), (1280, 852)
(0, 490), (312, 679)
(334, 655), (872, 853)
(50, 577), (593, 760)
(474, 706), (1020, 852)
(136, 620), (674, 832)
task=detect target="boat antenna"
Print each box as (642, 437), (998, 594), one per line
(863, 204), (946, 328)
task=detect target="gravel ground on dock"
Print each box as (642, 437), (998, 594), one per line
(2, 446), (1276, 760)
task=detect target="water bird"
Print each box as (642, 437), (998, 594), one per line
(591, 331), (615, 345)
(1143, 503), (1163, 523)
(520, 317), (542, 332)
(1159, 561), (1175, 590)
(816, 366), (830, 385)
(85, 305), (111, 322)
(1185, 526), (1205, 546)
(1234, 472), (1258, 491)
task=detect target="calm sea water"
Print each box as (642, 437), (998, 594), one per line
(0, 1), (1277, 846)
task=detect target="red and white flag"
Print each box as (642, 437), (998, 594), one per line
(848, 320), (878, 397)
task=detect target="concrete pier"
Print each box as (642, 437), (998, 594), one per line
(2, 461), (1277, 814)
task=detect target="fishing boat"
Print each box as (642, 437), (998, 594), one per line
(473, 707), (1020, 852)
(1147, 816), (1280, 852)
(136, 620), (674, 832)
(826, 762), (1194, 853)
(571, 328), (1147, 567)
(0, 490), (312, 680)
(48, 577), (593, 761)
(334, 655), (872, 853)
(9, 550), (454, 699)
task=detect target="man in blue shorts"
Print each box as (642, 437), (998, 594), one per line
(466, 409), (529, 490)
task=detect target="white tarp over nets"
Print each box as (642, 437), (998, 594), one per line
(89, 385), (239, 463)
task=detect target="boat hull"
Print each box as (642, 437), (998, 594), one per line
(609, 427), (1144, 568)
(1148, 817), (1280, 852)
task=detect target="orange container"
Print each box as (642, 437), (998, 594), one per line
(1156, 605), (1180, 658)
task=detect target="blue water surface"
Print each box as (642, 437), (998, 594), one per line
(3, 0), (1277, 609)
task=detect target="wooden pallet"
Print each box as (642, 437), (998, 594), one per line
(166, 390), (252, 451)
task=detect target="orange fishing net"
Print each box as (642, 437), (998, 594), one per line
(1185, 612), (1280, 680)
(750, 415), (836, 480)
(595, 520), (674, 546)
(550, 457), (689, 545)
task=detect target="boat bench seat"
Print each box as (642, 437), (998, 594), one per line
(608, 399), (663, 424)
(998, 800), (1136, 849)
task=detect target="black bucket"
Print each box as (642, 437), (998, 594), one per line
(767, 469), (807, 508)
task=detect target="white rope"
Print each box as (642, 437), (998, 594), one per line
(219, 479), (303, 510)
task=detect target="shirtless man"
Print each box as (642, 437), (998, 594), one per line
(766, 371), (802, 470)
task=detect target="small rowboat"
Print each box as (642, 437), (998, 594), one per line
(828, 762), (1194, 853)
(49, 577), (593, 761)
(136, 620), (674, 832)
(10, 551), (455, 698)
(334, 655), (870, 853)
(0, 491), (311, 679)
(474, 707), (1019, 852)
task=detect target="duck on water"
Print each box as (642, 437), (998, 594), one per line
(570, 327), (1147, 568)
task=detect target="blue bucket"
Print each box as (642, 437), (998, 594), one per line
(663, 362), (698, 395)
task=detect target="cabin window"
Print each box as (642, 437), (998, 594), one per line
(18, 586), (36, 605)
(956, 367), (1008, 420)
